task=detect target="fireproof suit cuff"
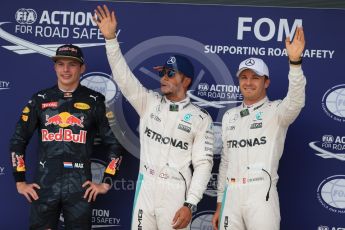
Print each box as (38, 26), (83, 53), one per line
(13, 172), (25, 182)
(102, 171), (118, 186)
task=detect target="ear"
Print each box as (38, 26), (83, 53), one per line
(264, 78), (270, 89)
(183, 77), (192, 89)
(80, 64), (86, 74)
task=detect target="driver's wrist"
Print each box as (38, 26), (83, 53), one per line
(16, 181), (25, 187)
(102, 183), (111, 190)
(183, 202), (197, 213)
(289, 57), (302, 63)
(105, 36), (116, 40)
(104, 32), (116, 40)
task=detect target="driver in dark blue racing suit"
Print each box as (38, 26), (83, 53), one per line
(10, 44), (123, 229)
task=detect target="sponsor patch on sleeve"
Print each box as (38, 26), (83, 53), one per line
(22, 106), (30, 114)
(21, 115), (28, 122)
(105, 157), (122, 175)
(12, 153), (26, 172)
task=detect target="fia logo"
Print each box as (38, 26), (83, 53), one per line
(15, 8), (37, 24)
(198, 83), (209, 91)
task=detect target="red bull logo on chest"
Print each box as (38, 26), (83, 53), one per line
(42, 128), (87, 143)
(45, 112), (84, 128)
(43, 112), (87, 143)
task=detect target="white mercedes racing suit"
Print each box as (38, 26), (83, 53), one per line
(105, 38), (214, 230)
(217, 65), (306, 230)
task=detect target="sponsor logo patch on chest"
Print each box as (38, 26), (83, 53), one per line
(150, 113), (161, 122)
(250, 122), (262, 129)
(178, 123), (191, 133)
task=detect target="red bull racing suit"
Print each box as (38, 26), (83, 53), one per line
(10, 84), (122, 229)
(217, 66), (306, 230)
(105, 38), (214, 230)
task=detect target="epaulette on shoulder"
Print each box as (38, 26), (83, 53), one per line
(200, 107), (210, 115)
(191, 102), (210, 116)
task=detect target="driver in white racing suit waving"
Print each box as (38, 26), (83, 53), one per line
(94, 5), (213, 230)
(212, 27), (306, 230)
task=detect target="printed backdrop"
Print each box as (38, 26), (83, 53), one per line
(0, 0), (344, 229)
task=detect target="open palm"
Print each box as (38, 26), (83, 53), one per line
(285, 27), (305, 61)
(94, 5), (117, 40)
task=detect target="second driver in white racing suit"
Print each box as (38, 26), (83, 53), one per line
(94, 5), (213, 230)
(213, 27), (306, 230)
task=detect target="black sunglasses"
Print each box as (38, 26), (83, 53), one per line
(158, 68), (176, 78)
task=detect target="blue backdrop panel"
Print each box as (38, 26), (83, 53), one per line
(0, 1), (344, 229)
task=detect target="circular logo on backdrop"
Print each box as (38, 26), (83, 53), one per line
(191, 211), (214, 230)
(15, 8), (37, 24)
(322, 84), (345, 122)
(81, 72), (120, 105)
(316, 175), (345, 214)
